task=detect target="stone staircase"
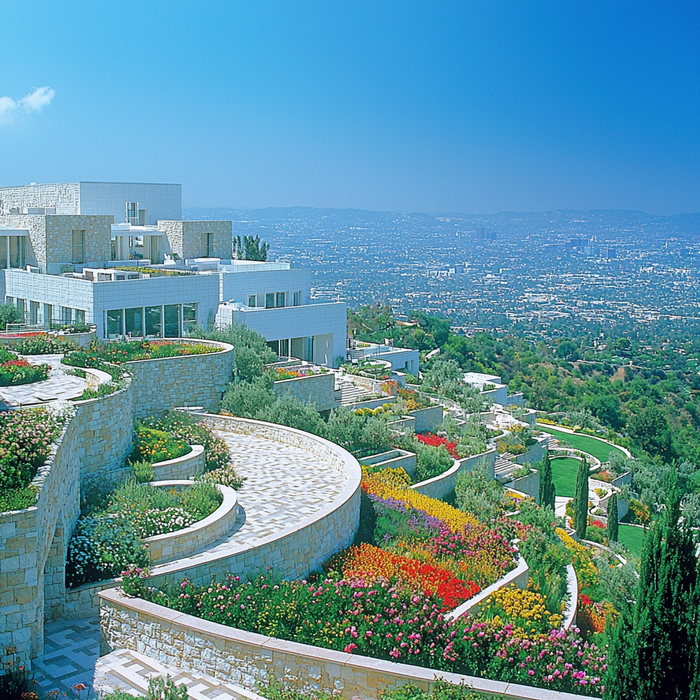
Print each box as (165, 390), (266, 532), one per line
(494, 453), (518, 479)
(95, 648), (265, 700)
(334, 376), (373, 406)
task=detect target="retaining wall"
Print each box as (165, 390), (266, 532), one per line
(506, 469), (540, 504)
(99, 589), (588, 700)
(0, 407), (81, 663)
(360, 449), (417, 478)
(410, 405), (443, 433)
(412, 449), (497, 500)
(273, 373), (337, 413)
(128, 340), (234, 418)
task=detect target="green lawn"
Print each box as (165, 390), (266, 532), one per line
(549, 456), (582, 498)
(618, 523), (646, 558)
(538, 426), (626, 463)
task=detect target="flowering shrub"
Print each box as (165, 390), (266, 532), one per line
(0, 408), (65, 511)
(129, 572), (606, 695)
(140, 411), (235, 474)
(477, 585), (563, 635)
(66, 339), (219, 365)
(66, 480), (221, 587)
(629, 498), (650, 525)
(131, 426), (190, 464)
(0, 348), (50, 387)
(577, 594), (617, 636)
(12, 336), (78, 354)
(415, 433), (459, 459)
(595, 470), (612, 483)
(556, 529), (599, 589)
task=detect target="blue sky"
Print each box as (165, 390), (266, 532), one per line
(1, 1), (698, 214)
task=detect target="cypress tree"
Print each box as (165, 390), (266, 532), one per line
(607, 492), (619, 543)
(606, 474), (699, 699)
(539, 451), (556, 510)
(573, 457), (588, 539)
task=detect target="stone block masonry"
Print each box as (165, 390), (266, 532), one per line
(127, 339), (234, 418)
(0, 408), (81, 664)
(99, 589), (588, 700)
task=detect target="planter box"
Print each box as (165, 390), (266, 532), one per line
(410, 405), (443, 434)
(360, 448), (417, 478)
(273, 372), (337, 412)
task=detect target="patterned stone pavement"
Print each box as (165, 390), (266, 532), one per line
(0, 354), (86, 407)
(151, 428), (349, 574)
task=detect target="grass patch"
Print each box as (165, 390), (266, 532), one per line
(538, 426), (625, 463)
(549, 456), (581, 498)
(618, 523), (646, 558)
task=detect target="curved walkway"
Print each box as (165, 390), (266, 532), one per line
(151, 426), (351, 578)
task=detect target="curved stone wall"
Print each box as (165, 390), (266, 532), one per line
(145, 481), (238, 564)
(0, 407), (81, 664)
(151, 445), (205, 481)
(99, 589), (586, 700)
(411, 448), (497, 500)
(128, 339), (234, 418)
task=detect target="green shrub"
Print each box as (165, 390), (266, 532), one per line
(256, 677), (332, 700)
(0, 659), (35, 699)
(0, 353), (50, 387)
(12, 336), (78, 354)
(0, 486), (37, 513)
(101, 675), (189, 700)
(0, 302), (22, 330)
(381, 681), (494, 700)
(132, 459), (155, 483)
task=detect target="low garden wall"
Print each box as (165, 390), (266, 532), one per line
(151, 445), (205, 481)
(387, 415), (416, 432)
(145, 481), (238, 564)
(412, 449), (497, 500)
(0, 408), (81, 664)
(506, 469), (540, 504)
(514, 437), (547, 466)
(273, 373), (337, 413)
(348, 396), (396, 411)
(411, 405), (443, 433)
(128, 339), (234, 418)
(360, 448), (417, 478)
(99, 589), (586, 700)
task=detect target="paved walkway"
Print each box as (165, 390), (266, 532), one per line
(0, 353), (87, 407)
(151, 427), (350, 575)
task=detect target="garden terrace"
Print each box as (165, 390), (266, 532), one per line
(64, 338), (221, 366)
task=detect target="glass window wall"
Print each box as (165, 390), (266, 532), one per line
(145, 306), (162, 337)
(125, 308), (143, 338)
(164, 305), (180, 337)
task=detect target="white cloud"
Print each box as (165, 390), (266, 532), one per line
(0, 86), (56, 123)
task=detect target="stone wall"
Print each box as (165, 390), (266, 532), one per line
(360, 449), (417, 478)
(412, 449), (497, 500)
(72, 376), (135, 483)
(410, 405), (443, 434)
(128, 340), (234, 418)
(273, 373), (337, 412)
(0, 407), (81, 664)
(151, 445), (205, 481)
(145, 482), (238, 565)
(99, 589), (587, 700)
(158, 220), (232, 260)
(514, 437), (547, 466)
(506, 469), (540, 504)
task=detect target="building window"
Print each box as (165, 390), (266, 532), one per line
(29, 301), (39, 325)
(183, 303), (198, 333)
(61, 307), (72, 324)
(279, 338), (289, 356)
(0, 237), (7, 269)
(247, 295), (256, 308)
(205, 232), (213, 257)
(164, 305), (180, 337)
(107, 310), (122, 339)
(76, 309), (85, 325)
(44, 304), (53, 328)
(265, 293), (275, 309)
(293, 291), (301, 306)
(72, 230), (85, 264)
(145, 306), (162, 337)
(9, 237), (25, 268)
(276, 292), (285, 308)
(126, 202), (138, 225)
(125, 308), (143, 338)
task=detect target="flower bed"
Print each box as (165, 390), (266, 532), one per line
(131, 424), (191, 464)
(0, 408), (66, 512)
(0, 348), (50, 387)
(65, 339), (219, 366)
(66, 479), (222, 587)
(415, 433), (459, 459)
(9, 336), (78, 355)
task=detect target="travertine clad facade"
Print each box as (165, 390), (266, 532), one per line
(5, 213), (112, 270)
(273, 373), (337, 413)
(157, 220), (233, 260)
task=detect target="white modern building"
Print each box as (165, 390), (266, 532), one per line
(463, 372), (524, 407)
(0, 181), (348, 366)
